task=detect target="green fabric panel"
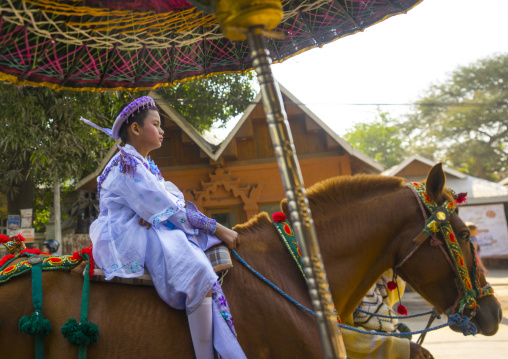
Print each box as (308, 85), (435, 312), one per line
(273, 220), (306, 279)
(31, 262), (43, 310)
(80, 257), (91, 323)
(31, 261), (46, 359)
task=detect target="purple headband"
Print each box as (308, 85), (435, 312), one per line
(80, 96), (157, 140)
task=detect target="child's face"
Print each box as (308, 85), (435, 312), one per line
(469, 227), (478, 237)
(132, 110), (164, 152)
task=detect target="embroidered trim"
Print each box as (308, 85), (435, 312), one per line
(115, 97), (156, 126)
(212, 282), (237, 337)
(0, 251), (82, 284)
(102, 261), (144, 276)
(97, 147), (163, 198)
(152, 201), (185, 228)
(186, 201), (217, 234)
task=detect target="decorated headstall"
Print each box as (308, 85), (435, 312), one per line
(407, 182), (494, 314)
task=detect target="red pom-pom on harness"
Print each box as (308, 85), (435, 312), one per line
(72, 246), (95, 279)
(387, 281), (398, 291)
(0, 234), (10, 243)
(272, 212), (287, 223)
(397, 304), (408, 316)
(455, 192), (468, 204)
(20, 248), (42, 255)
(11, 234), (25, 243)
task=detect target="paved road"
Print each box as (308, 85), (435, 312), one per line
(401, 269), (508, 358)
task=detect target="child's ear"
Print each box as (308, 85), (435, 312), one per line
(130, 122), (140, 136)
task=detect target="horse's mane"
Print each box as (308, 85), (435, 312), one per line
(235, 175), (407, 234)
(233, 212), (273, 235)
(305, 174), (407, 211)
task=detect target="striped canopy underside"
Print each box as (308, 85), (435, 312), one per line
(0, 0), (421, 92)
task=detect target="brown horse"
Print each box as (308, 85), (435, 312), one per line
(0, 164), (501, 358)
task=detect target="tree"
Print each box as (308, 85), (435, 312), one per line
(403, 53), (508, 181)
(0, 86), (117, 199)
(343, 108), (406, 168)
(156, 72), (257, 131)
(0, 72), (256, 229)
(0, 85), (118, 242)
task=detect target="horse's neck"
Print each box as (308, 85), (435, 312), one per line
(315, 187), (416, 318)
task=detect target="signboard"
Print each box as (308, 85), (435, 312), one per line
(13, 228), (35, 242)
(20, 208), (33, 228)
(7, 215), (20, 237)
(459, 204), (508, 258)
(6, 210), (35, 242)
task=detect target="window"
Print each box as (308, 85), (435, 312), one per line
(259, 203), (282, 217)
(207, 207), (244, 228)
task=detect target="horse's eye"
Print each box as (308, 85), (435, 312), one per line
(459, 230), (470, 241)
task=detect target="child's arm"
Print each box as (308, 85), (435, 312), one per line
(137, 201), (239, 248)
(106, 166), (195, 234)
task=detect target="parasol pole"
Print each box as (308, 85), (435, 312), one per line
(246, 28), (347, 359)
(212, 0), (347, 356)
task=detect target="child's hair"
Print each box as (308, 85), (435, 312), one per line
(466, 222), (477, 230)
(117, 103), (158, 143)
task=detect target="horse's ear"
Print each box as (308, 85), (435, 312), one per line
(426, 163), (446, 202)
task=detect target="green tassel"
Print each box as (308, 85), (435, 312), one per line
(19, 310), (52, 336)
(61, 318), (99, 346)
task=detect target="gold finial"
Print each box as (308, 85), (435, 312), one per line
(215, 0), (283, 41)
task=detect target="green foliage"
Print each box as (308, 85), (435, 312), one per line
(32, 184), (74, 232)
(0, 85), (118, 188)
(344, 54), (507, 181)
(343, 108), (406, 168)
(156, 72), (257, 132)
(0, 73), (256, 221)
(402, 53), (508, 180)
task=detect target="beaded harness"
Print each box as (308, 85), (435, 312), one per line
(232, 194), (486, 338)
(396, 182), (494, 315)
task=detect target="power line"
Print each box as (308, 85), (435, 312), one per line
(171, 98), (508, 107)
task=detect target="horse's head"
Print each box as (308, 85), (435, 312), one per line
(396, 164), (502, 336)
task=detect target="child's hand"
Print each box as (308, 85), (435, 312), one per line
(214, 223), (239, 249)
(138, 217), (151, 230)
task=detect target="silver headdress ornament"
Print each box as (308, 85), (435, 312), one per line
(80, 96), (157, 140)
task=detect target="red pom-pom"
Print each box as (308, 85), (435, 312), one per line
(397, 304), (408, 316)
(0, 254), (15, 267)
(387, 281), (398, 291)
(272, 212), (287, 223)
(455, 192), (468, 204)
(11, 234), (25, 242)
(72, 246), (95, 278)
(20, 248), (42, 255)
(0, 234), (10, 243)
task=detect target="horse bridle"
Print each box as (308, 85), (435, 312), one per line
(394, 182), (494, 318)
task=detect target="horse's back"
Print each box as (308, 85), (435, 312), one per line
(0, 270), (194, 358)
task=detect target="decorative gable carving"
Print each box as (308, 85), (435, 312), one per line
(184, 168), (262, 218)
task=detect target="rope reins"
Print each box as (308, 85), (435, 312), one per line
(232, 182), (496, 341)
(231, 249), (477, 338)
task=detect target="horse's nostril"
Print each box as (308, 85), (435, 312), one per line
(498, 308), (503, 323)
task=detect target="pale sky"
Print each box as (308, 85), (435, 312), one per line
(213, 0), (508, 139)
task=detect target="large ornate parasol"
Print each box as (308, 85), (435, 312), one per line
(0, 1), (421, 357)
(0, 0), (419, 91)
